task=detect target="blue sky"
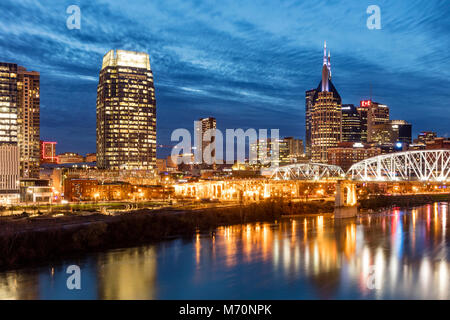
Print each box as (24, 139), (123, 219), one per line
(0, 0), (449, 156)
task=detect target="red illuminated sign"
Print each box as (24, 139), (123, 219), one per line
(360, 100), (371, 107)
(41, 141), (58, 163)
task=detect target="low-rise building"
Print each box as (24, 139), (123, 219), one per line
(426, 137), (450, 150)
(20, 179), (53, 203)
(85, 153), (96, 163)
(327, 142), (381, 171)
(40, 141), (58, 164)
(58, 152), (85, 164)
(63, 178), (174, 201)
(0, 144), (20, 204)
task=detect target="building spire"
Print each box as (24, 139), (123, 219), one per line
(327, 50), (331, 79)
(323, 41), (327, 65)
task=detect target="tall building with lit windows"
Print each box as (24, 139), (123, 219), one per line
(357, 100), (389, 143)
(341, 104), (361, 142)
(305, 89), (316, 158)
(0, 62), (20, 203)
(0, 63), (18, 145)
(194, 117), (216, 165)
(309, 42), (342, 163)
(17, 67), (40, 178)
(96, 50), (157, 170)
(0, 63), (40, 180)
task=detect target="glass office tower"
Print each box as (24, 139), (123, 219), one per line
(96, 50), (156, 170)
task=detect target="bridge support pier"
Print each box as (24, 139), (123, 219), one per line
(334, 180), (358, 218)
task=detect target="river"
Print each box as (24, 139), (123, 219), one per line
(0, 203), (449, 299)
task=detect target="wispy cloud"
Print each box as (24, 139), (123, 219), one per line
(0, 0), (448, 154)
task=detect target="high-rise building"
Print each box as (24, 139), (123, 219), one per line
(341, 104), (361, 142)
(390, 120), (412, 145)
(194, 117), (216, 165)
(366, 119), (412, 147)
(357, 100), (390, 143)
(305, 89), (316, 158)
(369, 123), (394, 145)
(356, 102), (368, 143)
(310, 42), (342, 163)
(0, 63), (20, 203)
(96, 50), (156, 170)
(0, 63), (18, 145)
(283, 137), (304, 161)
(17, 67), (40, 178)
(250, 138), (290, 167)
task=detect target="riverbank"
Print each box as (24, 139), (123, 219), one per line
(2, 193), (448, 270)
(359, 193), (450, 212)
(0, 199), (334, 270)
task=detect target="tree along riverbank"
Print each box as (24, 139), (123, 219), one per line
(0, 199), (333, 270)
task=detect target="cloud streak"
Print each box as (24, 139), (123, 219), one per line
(0, 0), (448, 155)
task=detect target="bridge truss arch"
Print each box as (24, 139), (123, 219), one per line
(270, 163), (345, 181)
(347, 150), (450, 182)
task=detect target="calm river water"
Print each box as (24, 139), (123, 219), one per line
(0, 203), (449, 299)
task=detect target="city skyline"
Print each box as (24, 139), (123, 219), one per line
(1, 1), (450, 303)
(0, 1), (449, 156)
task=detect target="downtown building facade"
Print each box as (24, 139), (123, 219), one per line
(328, 142), (381, 171)
(17, 66), (40, 178)
(96, 50), (157, 171)
(194, 117), (216, 165)
(306, 42), (342, 163)
(250, 137), (304, 167)
(357, 100), (390, 143)
(304, 44), (414, 169)
(341, 104), (361, 142)
(0, 62), (40, 203)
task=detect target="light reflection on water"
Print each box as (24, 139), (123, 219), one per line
(0, 203), (449, 299)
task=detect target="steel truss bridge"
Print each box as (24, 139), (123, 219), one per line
(347, 150), (450, 182)
(270, 163), (345, 181)
(270, 150), (450, 183)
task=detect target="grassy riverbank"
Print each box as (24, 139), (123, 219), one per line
(0, 199), (334, 270)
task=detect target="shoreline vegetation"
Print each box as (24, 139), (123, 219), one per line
(0, 193), (449, 270)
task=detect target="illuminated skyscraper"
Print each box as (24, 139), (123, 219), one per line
(0, 63), (19, 202)
(357, 100), (389, 143)
(0, 63), (18, 145)
(305, 89), (316, 158)
(17, 67), (40, 178)
(194, 117), (216, 165)
(341, 104), (361, 142)
(250, 138), (289, 167)
(283, 137), (304, 162)
(310, 42), (342, 163)
(96, 50), (156, 170)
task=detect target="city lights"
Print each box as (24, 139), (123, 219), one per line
(0, 0), (449, 305)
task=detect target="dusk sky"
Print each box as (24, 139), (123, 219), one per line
(0, 0), (449, 156)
